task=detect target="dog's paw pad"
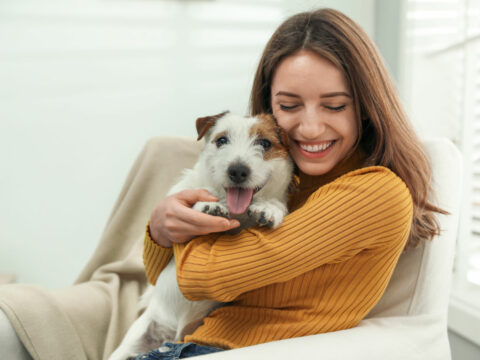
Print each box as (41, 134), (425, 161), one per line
(211, 205), (229, 218)
(248, 203), (286, 229)
(257, 211), (268, 225)
(194, 202), (230, 218)
(249, 208), (276, 228)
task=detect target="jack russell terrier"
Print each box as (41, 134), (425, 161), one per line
(109, 111), (294, 360)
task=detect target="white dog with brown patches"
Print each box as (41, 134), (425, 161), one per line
(109, 111), (293, 360)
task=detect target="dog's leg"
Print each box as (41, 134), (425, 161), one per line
(109, 262), (179, 360)
(108, 309), (165, 360)
(247, 199), (288, 228)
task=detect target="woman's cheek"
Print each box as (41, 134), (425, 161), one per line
(274, 113), (292, 132)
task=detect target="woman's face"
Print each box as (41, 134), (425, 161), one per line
(271, 50), (358, 176)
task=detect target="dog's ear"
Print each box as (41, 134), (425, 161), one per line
(267, 114), (290, 150)
(196, 111), (230, 141)
(276, 126), (290, 150)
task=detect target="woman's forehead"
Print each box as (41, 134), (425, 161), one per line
(271, 50), (349, 96)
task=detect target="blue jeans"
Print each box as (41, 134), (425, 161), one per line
(134, 342), (224, 359)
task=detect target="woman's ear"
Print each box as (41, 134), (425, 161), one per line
(195, 111), (230, 141)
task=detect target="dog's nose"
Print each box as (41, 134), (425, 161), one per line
(228, 164), (250, 184)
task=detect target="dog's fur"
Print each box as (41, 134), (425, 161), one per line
(109, 111), (293, 360)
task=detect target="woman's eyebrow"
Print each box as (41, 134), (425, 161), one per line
(320, 91), (351, 98)
(275, 91), (300, 98)
(275, 91), (351, 98)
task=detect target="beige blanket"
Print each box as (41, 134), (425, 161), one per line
(0, 136), (203, 360)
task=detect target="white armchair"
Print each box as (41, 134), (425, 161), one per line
(0, 137), (462, 360)
(198, 137), (463, 360)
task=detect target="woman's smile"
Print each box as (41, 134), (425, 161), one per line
(295, 140), (336, 158)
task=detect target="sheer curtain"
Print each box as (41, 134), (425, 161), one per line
(403, 0), (480, 346)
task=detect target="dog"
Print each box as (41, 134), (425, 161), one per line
(109, 111), (293, 360)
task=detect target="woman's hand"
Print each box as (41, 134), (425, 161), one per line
(149, 189), (240, 247)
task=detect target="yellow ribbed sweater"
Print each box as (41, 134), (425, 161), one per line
(143, 157), (413, 350)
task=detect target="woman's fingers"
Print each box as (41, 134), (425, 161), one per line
(170, 189), (240, 231)
(181, 207), (239, 232)
(149, 189), (240, 247)
(169, 202), (239, 235)
(169, 216), (239, 240)
(176, 189), (218, 206)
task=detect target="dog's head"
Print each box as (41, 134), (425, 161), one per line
(195, 111), (292, 215)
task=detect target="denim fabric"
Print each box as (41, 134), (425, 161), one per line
(134, 342), (224, 360)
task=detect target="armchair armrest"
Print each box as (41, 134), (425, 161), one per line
(198, 315), (449, 360)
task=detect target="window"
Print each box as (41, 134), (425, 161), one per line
(404, 0), (480, 345)
(0, 0), (287, 288)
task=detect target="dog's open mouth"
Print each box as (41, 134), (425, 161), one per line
(226, 187), (259, 215)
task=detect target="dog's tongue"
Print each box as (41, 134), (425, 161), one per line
(226, 187), (254, 215)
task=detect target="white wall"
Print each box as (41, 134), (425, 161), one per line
(0, 0), (375, 289)
(284, 0), (375, 35)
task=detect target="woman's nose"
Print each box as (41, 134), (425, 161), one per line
(298, 108), (326, 138)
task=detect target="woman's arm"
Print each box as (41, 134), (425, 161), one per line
(173, 166), (413, 302)
(143, 189), (240, 284)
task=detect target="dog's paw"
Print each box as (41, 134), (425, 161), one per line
(247, 200), (287, 229)
(193, 201), (230, 218)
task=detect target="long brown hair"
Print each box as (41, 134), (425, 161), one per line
(249, 8), (445, 249)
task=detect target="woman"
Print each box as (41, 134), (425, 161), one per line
(141, 8), (444, 360)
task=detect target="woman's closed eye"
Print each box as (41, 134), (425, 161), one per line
(279, 104), (347, 112)
(279, 104), (299, 111)
(324, 104), (346, 112)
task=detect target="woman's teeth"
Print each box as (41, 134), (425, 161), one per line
(299, 141), (334, 153)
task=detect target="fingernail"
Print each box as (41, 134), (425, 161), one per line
(231, 220), (240, 228)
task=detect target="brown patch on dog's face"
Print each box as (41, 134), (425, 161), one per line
(196, 111), (230, 141)
(250, 113), (289, 160)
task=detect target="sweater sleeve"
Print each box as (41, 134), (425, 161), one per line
(173, 166), (413, 302)
(143, 223), (173, 285)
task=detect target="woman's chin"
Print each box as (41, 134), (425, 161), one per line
(295, 161), (335, 176)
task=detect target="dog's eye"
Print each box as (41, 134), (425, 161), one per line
(215, 136), (229, 148)
(257, 138), (272, 151)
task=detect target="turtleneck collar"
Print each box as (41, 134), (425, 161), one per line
(294, 147), (368, 192)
